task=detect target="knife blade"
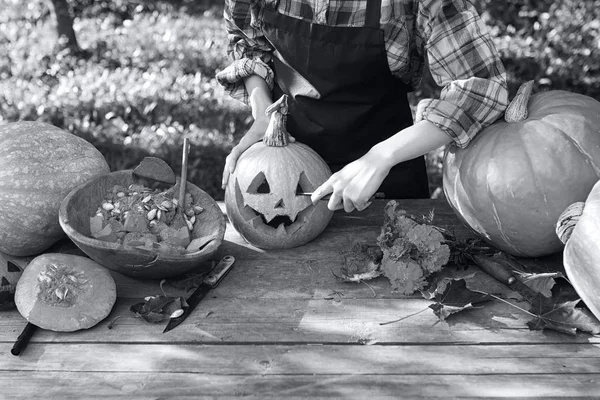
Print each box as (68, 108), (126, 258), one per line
(163, 255), (236, 333)
(297, 192), (384, 202)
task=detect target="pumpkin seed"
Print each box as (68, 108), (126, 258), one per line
(117, 191), (125, 198)
(170, 309), (184, 318)
(157, 210), (163, 220)
(186, 219), (194, 231)
(172, 198), (178, 206)
(147, 209), (157, 220)
(193, 205), (204, 214)
(161, 200), (173, 209)
(55, 287), (65, 300)
(102, 202), (114, 211)
(142, 195), (152, 203)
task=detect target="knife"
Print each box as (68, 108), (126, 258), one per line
(297, 192), (385, 202)
(472, 253), (539, 302)
(163, 255), (236, 333)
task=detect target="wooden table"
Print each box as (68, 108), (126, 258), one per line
(1, 199), (599, 398)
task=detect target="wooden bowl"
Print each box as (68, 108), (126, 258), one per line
(59, 170), (226, 279)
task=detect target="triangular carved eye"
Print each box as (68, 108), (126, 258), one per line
(247, 172), (270, 194)
(295, 172), (312, 195)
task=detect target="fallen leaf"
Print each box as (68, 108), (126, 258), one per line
(336, 242), (383, 282)
(428, 278), (492, 321)
(516, 271), (565, 298)
(130, 295), (188, 323)
(526, 278), (600, 335)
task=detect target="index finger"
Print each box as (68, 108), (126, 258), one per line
(311, 180), (334, 204)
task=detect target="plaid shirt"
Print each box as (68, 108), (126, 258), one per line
(216, 0), (508, 148)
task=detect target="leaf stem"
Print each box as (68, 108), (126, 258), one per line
(379, 307), (429, 326)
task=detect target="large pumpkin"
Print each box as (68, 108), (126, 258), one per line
(15, 253), (117, 332)
(0, 121), (110, 256)
(225, 95), (334, 249)
(555, 180), (600, 321)
(443, 81), (600, 257)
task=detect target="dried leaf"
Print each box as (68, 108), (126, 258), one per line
(130, 295), (188, 323)
(526, 279), (600, 335)
(428, 278), (492, 321)
(516, 271), (565, 298)
(336, 242), (383, 282)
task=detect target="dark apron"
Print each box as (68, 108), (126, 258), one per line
(261, 0), (430, 199)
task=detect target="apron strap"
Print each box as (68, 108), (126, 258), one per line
(365, 0), (382, 29)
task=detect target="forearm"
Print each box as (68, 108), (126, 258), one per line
(370, 120), (452, 169)
(244, 75), (273, 123)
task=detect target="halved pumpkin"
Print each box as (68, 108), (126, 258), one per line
(15, 253), (116, 332)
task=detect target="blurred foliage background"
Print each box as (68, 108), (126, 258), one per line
(1, 0), (599, 200)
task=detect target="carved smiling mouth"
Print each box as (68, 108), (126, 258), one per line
(242, 203), (317, 236)
(233, 180), (317, 236)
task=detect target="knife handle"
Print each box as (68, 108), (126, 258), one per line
(205, 255), (236, 287)
(472, 253), (517, 285)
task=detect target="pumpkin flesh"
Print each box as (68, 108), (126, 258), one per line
(15, 253), (116, 332)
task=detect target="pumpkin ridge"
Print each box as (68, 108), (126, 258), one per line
(487, 186), (521, 254)
(513, 121), (553, 221)
(486, 130), (523, 254)
(551, 120), (600, 177)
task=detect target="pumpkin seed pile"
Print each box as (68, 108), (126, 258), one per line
(37, 263), (88, 307)
(90, 183), (204, 253)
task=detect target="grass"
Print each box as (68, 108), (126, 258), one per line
(2, 0), (599, 200)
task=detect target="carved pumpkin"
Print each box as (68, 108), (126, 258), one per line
(443, 81), (600, 257)
(556, 180), (600, 321)
(225, 95), (334, 249)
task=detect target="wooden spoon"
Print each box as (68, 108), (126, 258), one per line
(170, 138), (191, 248)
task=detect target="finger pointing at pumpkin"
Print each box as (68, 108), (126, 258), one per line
(312, 151), (390, 212)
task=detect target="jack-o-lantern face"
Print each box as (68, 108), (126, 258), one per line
(225, 142), (334, 250)
(225, 94), (334, 249)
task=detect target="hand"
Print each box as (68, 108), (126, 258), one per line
(221, 118), (268, 189)
(221, 118), (296, 189)
(311, 149), (392, 212)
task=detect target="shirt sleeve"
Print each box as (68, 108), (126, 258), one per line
(414, 0), (509, 148)
(215, 0), (275, 105)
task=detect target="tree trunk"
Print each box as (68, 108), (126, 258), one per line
(49, 0), (79, 51)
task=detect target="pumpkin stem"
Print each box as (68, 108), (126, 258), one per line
(556, 201), (585, 244)
(504, 80), (535, 123)
(263, 95), (290, 147)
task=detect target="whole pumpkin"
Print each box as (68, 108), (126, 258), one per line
(443, 81), (600, 257)
(15, 253), (116, 332)
(225, 95), (334, 249)
(555, 180), (600, 321)
(0, 121), (110, 256)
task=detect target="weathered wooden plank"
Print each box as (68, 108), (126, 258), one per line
(1, 370), (599, 398)
(4, 343), (600, 375)
(2, 297), (597, 344)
